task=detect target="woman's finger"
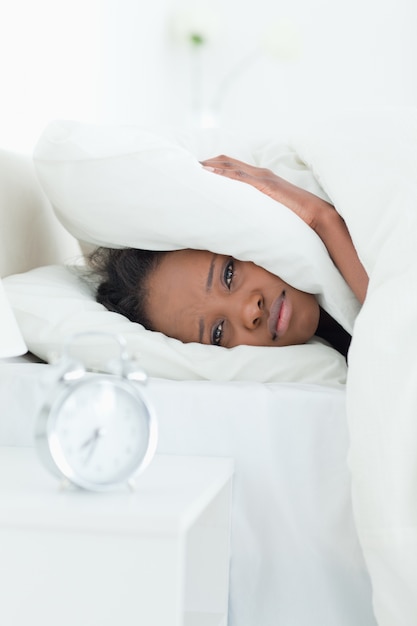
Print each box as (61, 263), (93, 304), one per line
(201, 155), (272, 180)
(200, 157), (256, 181)
(201, 163), (250, 180)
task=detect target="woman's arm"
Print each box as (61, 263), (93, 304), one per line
(201, 155), (368, 304)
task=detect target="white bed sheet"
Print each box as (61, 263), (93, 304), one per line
(0, 358), (376, 626)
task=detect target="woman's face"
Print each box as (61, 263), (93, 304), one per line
(146, 249), (320, 348)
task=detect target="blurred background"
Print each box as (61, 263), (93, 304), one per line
(1, 0), (416, 152)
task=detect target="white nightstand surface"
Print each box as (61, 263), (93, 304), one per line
(0, 447), (233, 533)
(0, 447), (233, 626)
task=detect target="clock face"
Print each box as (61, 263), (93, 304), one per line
(46, 377), (156, 489)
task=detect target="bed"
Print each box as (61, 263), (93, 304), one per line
(2, 107), (417, 625)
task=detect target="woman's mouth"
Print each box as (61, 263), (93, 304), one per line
(268, 291), (292, 340)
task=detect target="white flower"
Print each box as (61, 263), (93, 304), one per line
(260, 17), (303, 60)
(169, 3), (222, 47)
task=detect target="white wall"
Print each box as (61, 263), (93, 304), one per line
(1, 0), (416, 151)
(97, 0), (417, 138)
(0, 0), (102, 152)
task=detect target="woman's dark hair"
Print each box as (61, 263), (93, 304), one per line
(88, 247), (168, 330)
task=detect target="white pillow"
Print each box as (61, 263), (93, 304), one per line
(33, 121), (359, 332)
(4, 264), (348, 386)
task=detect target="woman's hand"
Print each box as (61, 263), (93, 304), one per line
(201, 155), (369, 304)
(200, 155), (334, 232)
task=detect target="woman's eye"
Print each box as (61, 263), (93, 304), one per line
(224, 259), (234, 289)
(211, 322), (224, 346)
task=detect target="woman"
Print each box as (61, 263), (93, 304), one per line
(90, 156), (368, 357)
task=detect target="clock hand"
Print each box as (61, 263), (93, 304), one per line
(80, 429), (100, 450)
(80, 428), (107, 464)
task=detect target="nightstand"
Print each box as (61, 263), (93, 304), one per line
(0, 447), (233, 626)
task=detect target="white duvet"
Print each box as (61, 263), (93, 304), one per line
(6, 108), (417, 625)
(290, 108), (417, 626)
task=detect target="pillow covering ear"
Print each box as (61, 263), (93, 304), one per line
(33, 121), (359, 332)
(9, 120), (359, 384)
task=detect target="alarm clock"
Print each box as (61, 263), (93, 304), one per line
(35, 333), (158, 491)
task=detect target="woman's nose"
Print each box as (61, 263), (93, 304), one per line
(240, 293), (263, 329)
